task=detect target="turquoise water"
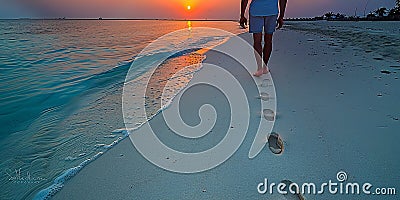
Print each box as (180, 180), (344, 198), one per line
(0, 20), (243, 200)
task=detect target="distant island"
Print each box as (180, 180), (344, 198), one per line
(287, 1), (400, 21)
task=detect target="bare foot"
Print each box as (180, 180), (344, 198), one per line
(263, 67), (270, 74)
(253, 69), (263, 77)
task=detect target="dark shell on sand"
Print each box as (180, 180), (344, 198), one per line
(268, 132), (284, 155)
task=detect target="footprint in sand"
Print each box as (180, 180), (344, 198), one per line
(263, 109), (275, 121)
(268, 132), (284, 155)
(257, 92), (269, 101)
(280, 180), (306, 200)
(259, 79), (271, 87)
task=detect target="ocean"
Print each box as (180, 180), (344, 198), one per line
(0, 20), (244, 200)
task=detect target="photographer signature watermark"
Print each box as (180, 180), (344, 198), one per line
(5, 168), (47, 184)
(257, 171), (396, 196)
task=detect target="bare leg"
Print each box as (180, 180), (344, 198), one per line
(263, 33), (273, 74)
(253, 33), (263, 77)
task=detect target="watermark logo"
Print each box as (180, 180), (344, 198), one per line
(257, 171), (396, 196)
(122, 27), (277, 173)
(5, 168), (47, 184)
(336, 170), (347, 182)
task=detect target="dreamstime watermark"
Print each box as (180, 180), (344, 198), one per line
(122, 27), (277, 173)
(257, 171), (396, 196)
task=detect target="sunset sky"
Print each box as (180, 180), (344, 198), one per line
(0, 0), (396, 19)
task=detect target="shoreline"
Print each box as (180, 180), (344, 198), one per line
(32, 28), (241, 200)
(51, 26), (400, 199)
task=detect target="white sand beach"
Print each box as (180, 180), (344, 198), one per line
(51, 25), (399, 200)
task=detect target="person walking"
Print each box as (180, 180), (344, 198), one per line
(240, 0), (288, 76)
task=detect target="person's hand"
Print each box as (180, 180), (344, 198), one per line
(240, 16), (247, 29)
(276, 17), (284, 29)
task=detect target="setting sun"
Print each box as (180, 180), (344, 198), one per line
(187, 5), (191, 10)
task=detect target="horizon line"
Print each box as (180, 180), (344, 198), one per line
(0, 17), (240, 21)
